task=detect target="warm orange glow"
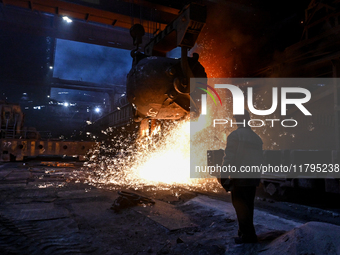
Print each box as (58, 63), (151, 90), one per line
(83, 118), (222, 191)
(137, 121), (191, 184)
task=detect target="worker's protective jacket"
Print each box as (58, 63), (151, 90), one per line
(221, 126), (263, 188)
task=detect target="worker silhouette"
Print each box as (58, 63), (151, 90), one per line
(220, 110), (263, 244)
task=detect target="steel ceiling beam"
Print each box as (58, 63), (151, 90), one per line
(0, 0), (173, 34)
(0, 3), (158, 49)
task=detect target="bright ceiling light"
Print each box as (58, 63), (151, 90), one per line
(62, 16), (73, 23)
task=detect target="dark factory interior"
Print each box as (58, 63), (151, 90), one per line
(0, 0), (340, 254)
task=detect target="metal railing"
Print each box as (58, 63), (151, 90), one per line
(0, 129), (52, 140)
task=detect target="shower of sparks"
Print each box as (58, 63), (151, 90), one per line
(80, 119), (222, 192)
(77, 82), (286, 192)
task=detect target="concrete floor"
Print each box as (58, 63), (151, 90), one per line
(0, 161), (339, 255)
